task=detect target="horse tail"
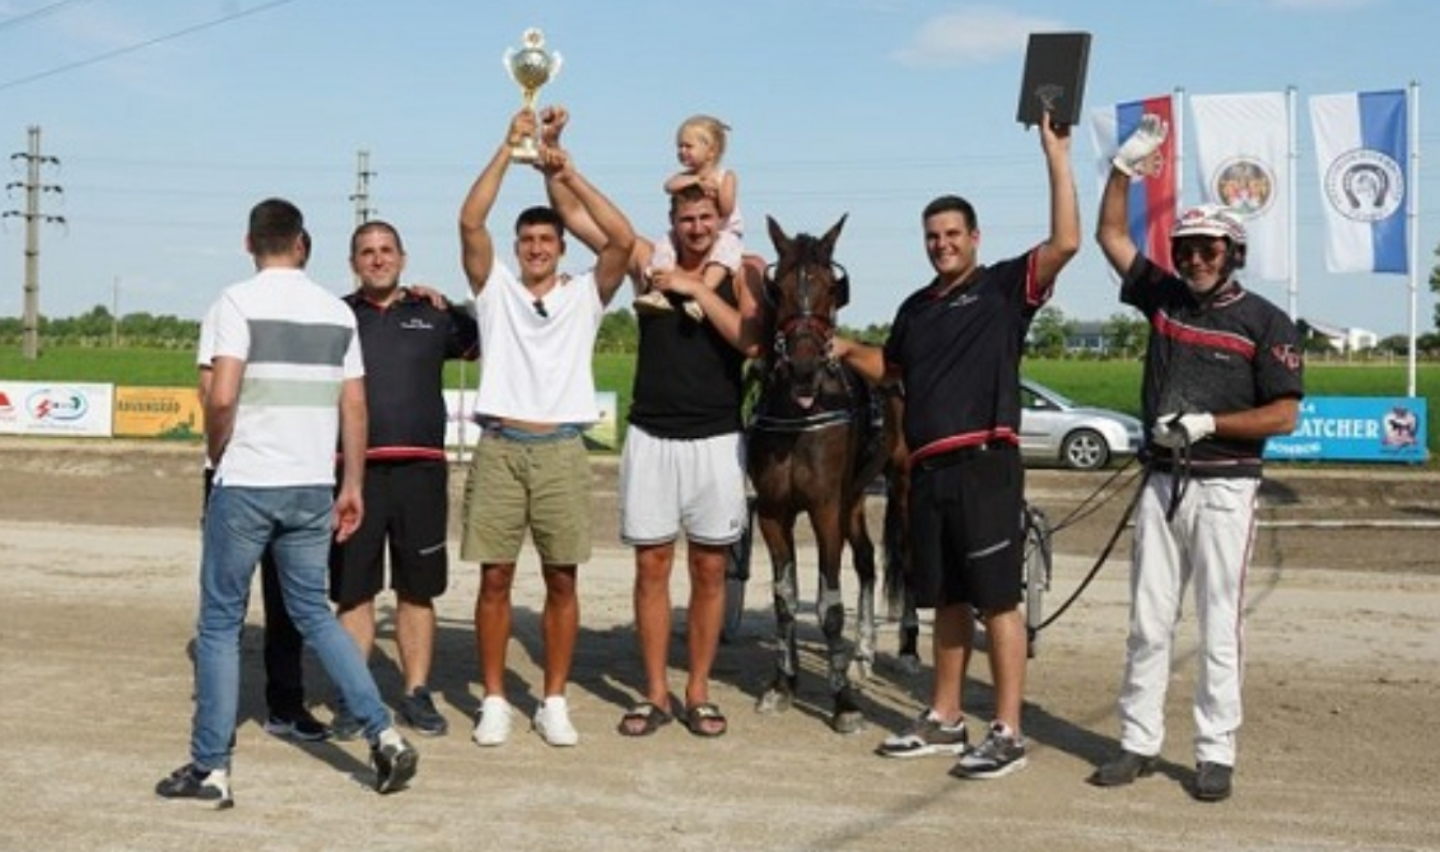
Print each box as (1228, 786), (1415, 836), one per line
(881, 466), (909, 620)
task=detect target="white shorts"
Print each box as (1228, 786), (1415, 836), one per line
(619, 425), (749, 547)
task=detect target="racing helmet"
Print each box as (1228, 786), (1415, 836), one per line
(1171, 204), (1246, 245)
(1170, 203), (1246, 270)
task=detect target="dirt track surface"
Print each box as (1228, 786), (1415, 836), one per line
(1, 437), (1437, 852)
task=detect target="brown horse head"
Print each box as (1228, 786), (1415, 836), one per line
(763, 214), (850, 410)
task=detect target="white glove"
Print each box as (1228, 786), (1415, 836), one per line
(1112, 113), (1168, 178)
(1151, 412), (1215, 449)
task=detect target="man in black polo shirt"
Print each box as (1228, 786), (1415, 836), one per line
(834, 113), (1078, 779)
(1090, 116), (1302, 802)
(328, 220), (479, 739)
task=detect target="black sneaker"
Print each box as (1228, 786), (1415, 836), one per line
(950, 721), (1029, 779)
(155, 763), (234, 809)
(263, 707), (330, 742)
(1193, 761), (1233, 802)
(371, 729), (419, 794)
(329, 701), (363, 741)
(875, 709), (968, 758)
(399, 687), (449, 737)
(1088, 749), (1158, 787)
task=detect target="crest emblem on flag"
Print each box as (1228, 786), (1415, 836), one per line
(1210, 157), (1275, 217)
(1323, 148), (1404, 223)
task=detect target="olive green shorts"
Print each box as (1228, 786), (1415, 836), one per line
(459, 430), (592, 566)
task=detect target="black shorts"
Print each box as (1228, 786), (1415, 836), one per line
(329, 459), (449, 607)
(908, 443), (1024, 611)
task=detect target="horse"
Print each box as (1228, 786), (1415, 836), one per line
(746, 215), (899, 733)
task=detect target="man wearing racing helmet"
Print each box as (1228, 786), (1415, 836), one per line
(1092, 115), (1303, 802)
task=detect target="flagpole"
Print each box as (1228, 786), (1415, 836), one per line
(1173, 87), (1186, 212)
(1286, 85), (1299, 321)
(1406, 80), (1420, 398)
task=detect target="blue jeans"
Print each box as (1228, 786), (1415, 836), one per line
(191, 485), (391, 771)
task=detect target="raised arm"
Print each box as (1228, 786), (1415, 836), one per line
(544, 153), (635, 305)
(1097, 113), (1168, 276)
(460, 110), (532, 296)
(1032, 112), (1080, 287)
(1095, 167), (1139, 276)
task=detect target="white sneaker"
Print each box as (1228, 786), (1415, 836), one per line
(532, 696), (579, 747)
(471, 696), (514, 747)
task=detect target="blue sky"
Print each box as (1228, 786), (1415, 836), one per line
(0, 0), (1435, 337)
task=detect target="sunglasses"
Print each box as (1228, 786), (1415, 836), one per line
(532, 297), (549, 318)
(1172, 240), (1225, 263)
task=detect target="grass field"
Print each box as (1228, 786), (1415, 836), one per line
(2, 346), (1436, 456)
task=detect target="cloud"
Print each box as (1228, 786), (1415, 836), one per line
(894, 6), (1065, 67)
(1214, 0), (1379, 8)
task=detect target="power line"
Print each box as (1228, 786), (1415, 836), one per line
(0, 0), (99, 33)
(0, 0), (306, 92)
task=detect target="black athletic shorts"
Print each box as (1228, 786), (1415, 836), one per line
(329, 459), (449, 606)
(907, 442), (1024, 611)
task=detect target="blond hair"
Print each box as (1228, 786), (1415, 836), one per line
(677, 114), (731, 162)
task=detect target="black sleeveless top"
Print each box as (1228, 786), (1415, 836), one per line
(628, 276), (745, 440)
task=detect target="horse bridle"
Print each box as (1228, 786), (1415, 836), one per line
(764, 259), (849, 366)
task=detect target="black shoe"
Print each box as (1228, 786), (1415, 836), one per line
(950, 721), (1029, 779)
(1193, 761), (1233, 802)
(329, 701), (363, 741)
(399, 687), (449, 737)
(155, 763), (234, 809)
(263, 707), (330, 742)
(1088, 750), (1158, 787)
(371, 730), (419, 794)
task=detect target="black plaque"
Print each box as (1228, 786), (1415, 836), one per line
(1015, 32), (1091, 128)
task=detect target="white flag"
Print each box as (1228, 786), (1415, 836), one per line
(1190, 92), (1291, 281)
(1308, 89), (1409, 273)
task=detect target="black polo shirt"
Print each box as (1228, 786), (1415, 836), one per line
(343, 289), (479, 460)
(1122, 254), (1304, 478)
(884, 250), (1048, 463)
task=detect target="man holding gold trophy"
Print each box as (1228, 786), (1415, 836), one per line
(458, 28), (635, 749)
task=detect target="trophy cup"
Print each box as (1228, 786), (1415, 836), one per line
(503, 28), (563, 163)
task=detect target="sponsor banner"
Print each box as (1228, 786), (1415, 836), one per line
(1190, 92), (1292, 281)
(1308, 89), (1409, 274)
(1264, 396), (1428, 464)
(0, 381), (114, 437)
(113, 386), (204, 440)
(1088, 93), (1178, 269)
(443, 390), (620, 453)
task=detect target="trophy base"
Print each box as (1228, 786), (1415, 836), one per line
(510, 140), (541, 164)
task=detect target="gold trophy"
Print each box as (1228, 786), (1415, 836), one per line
(503, 28), (563, 163)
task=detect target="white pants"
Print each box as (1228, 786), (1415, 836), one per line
(1118, 472), (1259, 767)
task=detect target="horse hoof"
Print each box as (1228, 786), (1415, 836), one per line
(832, 710), (866, 735)
(898, 653), (922, 676)
(756, 688), (793, 715)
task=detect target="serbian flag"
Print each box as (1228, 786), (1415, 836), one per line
(1308, 89), (1409, 273)
(1089, 95), (1177, 270)
(1190, 92), (1292, 282)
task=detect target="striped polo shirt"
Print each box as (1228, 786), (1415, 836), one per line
(208, 267), (364, 488)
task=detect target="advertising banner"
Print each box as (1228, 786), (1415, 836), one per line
(1264, 396), (1428, 463)
(0, 381), (114, 437)
(113, 386), (204, 439)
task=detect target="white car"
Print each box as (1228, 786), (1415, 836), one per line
(1019, 378), (1143, 470)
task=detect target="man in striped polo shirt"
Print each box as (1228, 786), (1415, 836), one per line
(157, 198), (417, 807)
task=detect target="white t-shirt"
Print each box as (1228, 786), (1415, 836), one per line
(206, 267), (364, 487)
(472, 261), (604, 424)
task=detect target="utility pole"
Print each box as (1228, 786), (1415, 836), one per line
(3, 126), (64, 360)
(111, 275), (119, 348)
(348, 149), (375, 287)
(349, 149), (375, 226)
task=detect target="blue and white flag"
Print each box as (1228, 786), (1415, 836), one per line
(1190, 92), (1292, 282)
(1308, 89), (1409, 274)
